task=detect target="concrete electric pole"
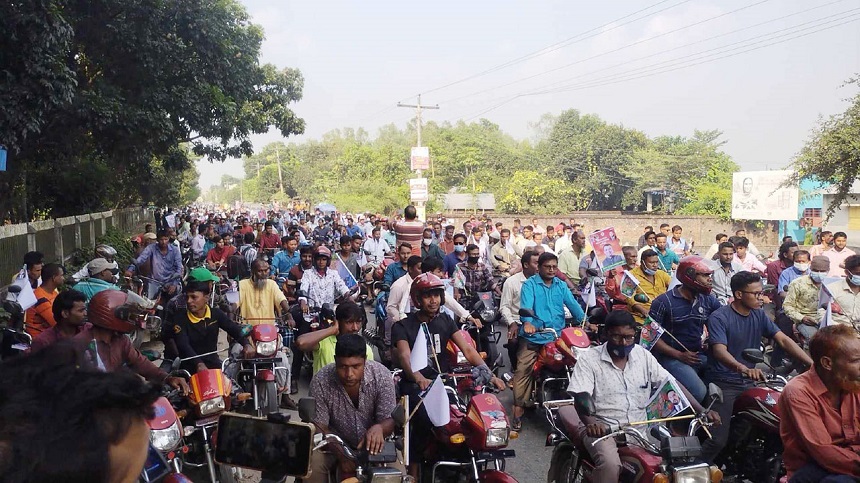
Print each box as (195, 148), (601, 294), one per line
(397, 95), (439, 221)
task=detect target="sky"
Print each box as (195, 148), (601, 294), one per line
(197, 0), (860, 189)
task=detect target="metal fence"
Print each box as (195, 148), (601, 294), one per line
(0, 207), (148, 281)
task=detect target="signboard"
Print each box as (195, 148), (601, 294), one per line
(410, 178), (428, 202)
(731, 170), (799, 220)
(587, 227), (624, 271)
(410, 147), (430, 171)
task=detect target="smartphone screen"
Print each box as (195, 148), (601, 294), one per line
(214, 413), (313, 477)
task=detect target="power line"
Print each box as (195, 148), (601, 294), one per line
(449, 8), (860, 122)
(402, 0), (691, 101)
(438, 0), (773, 105)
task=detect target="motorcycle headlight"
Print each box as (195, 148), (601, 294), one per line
(673, 463), (711, 483)
(198, 396), (225, 416)
(150, 420), (182, 452)
(367, 467), (404, 483)
(256, 340), (278, 357)
(485, 427), (509, 448)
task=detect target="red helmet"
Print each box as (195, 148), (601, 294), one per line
(676, 256), (714, 295)
(88, 290), (146, 333)
(410, 273), (446, 309)
(314, 246), (332, 259)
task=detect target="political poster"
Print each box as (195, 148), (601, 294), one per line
(411, 147), (430, 171)
(646, 378), (691, 420)
(639, 317), (666, 351)
(731, 170), (798, 220)
(587, 227), (624, 271)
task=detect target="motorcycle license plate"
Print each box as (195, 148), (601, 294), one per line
(476, 449), (516, 460)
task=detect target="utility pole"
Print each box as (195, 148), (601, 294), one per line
(275, 144), (284, 195)
(397, 95), (439, 221)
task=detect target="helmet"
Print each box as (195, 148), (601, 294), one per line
(95, 244), (117, 263)
(410, 273), (446, 309)
(676, 256), (714, 295)
(314, 246), (332, 259)
(88, 290), (147, 333)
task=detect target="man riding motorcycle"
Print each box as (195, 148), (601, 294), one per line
(648, 256), (722, 403)
(298, 246), (357, 317)
(566, 310), (719, 482)
(125, 230), (183, 296)
(74, 258), (121, 302)
(296, 301), (375, 374)
(71, 244), (117, 282)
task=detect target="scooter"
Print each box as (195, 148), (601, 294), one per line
(544, 388), (723, 482)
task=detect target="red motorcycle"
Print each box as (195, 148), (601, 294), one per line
(398, 383), (519, 483)
(712, 348), (789, 483)
(146, 395), (189, 480)
(230, 316), (291, 417)
(544, 389), (723, 483)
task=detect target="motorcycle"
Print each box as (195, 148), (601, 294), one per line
(145, 393), (190, 480)
(229, 315), (292, 417)
(397, 381), (519, 482)
(711, 348), (789, 483)
(461, 291), (504, 372)
(122, 275), (167, 349)
(301, 303), (336, 371)
(544, 388), (723, 483)
(1, 284), (31, 359)
(518, 308), (594, 405)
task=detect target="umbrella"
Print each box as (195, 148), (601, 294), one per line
(316, 202), (337, 213)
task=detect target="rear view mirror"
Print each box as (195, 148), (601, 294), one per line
(7, 285), (22, 295)
(391, 404), (406, 426)
(518, 308), (536, 319)
(706, 383), (724, 405)
(573, 392), (597, 417)
(585, 268), (600, 277)
(741, 348), (765, 364)
(298, 397), (316, 423)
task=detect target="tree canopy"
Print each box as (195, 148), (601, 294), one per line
(787, 76), (860, 219)
(207, 109), (739, 217)
(0, 0), (304, 222)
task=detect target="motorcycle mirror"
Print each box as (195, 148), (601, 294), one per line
(518, 308), (536, 319)
(706, 383), (724, 406)
(585, 268), (600, 277)
(171, 357), (182, 372)
(295, 289), (308, 299)
(573, 391), (597, 417)
(472, 300), (483, 311)
(649, 424), (672, 442)
(741, 348), (765, 364)
(298, 397), (316, 423)
(391, 405), (406, 426)
(7, 285), (21, 295)
(633, 293), (650, 304)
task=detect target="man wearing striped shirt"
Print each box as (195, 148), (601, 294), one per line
(392, 205), (425, 257)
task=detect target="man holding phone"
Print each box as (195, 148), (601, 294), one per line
(308, 334), (397, 482)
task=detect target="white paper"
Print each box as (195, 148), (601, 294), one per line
(9, 277), (38, 311)
(165, 214), (176, 228)
(410, 324), (428, 372)
(423, 375), (451, 427)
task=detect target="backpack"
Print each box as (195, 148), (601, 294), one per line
(226, 253), (250, 280)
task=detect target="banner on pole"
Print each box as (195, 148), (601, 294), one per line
(410, 147), (430, 171)
(410, 178), (429, 202)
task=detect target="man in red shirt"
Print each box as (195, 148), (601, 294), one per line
(30, 289), (89, 352)
(779, 324), (860, 482)
(258, 221), (281, 252)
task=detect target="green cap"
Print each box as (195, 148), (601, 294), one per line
(188, 267), (220, 283)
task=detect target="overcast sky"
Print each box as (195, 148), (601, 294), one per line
(197, 0), (860, 188)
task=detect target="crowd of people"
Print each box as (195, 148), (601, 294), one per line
(3, 203), (860, 482)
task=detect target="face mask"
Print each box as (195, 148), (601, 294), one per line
(423, 238), (432, 246)
(607, 342), (635, 359)
(794, 263), (810, 273)
(454, 245), (465, 253)
(809, 271), (825, 283)
(850, 274), (860, 286)
(467, 256), (480, 264)
(643, 267), (657, 276)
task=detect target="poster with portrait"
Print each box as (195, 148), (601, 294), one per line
(646, 378), (691, 420)
(587, 227), (624, 271)
(731, 170), (798, 220)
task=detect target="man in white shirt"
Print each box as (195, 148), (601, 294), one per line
(500, 251), (539, 372)
(824, 232), (857, 278)
(363, 227), (391, 263)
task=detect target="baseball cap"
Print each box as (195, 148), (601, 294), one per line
(188, 267), (220, 283)
(88, 258), (119, 276)
(142, 232), (157, 241)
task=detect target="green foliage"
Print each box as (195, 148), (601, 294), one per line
(204, 111), (737, 216)
(66, 226), (136, 276)
(787, 76), (860, 220)
(0, 0), (304, 222)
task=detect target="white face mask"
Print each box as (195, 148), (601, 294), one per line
(423, 238), (432, 246)
(794, 262), (810, 273)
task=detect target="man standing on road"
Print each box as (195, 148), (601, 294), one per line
(500, 251), (539, 373)
(825, 232), (856, 278)
(392, 205), (424, 257)
(512, 252), (585, 430)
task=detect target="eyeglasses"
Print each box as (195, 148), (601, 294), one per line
(741, 290), (764, 298)
(453, 242), (465, 246)
(541, 264), (558, 270)
(607, 334), (636, 343)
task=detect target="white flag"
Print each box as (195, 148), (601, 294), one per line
(586, 279), (597, 308)
(820, 301), (833, 329)
(410, 324), (428, 372)
(422, 375), (451, 427)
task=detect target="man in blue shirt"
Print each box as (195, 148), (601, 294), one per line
(345, 217), (364, 238)
(649, 256), (721, 402)
(382, 243), (412, 287)
(443, 233), (468, 277)
(512, 252), (585, 430)
(701, 271), (812, 463)
(654, 233), (681, 272)
(270, 236), (300, 276)
(778, 249), (811, 295)
(125, 230), (183, 295)
(75, 258), (121, 302)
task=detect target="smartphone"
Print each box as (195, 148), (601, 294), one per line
(214, 412), (313, 478)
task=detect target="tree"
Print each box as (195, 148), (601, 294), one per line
(0, 0), (304, 221)
(786, 76), (860, 219)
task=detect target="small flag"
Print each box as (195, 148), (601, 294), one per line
(333, 253), (358, 289)
(620, 270), (639, 298)
(86, 339), (107, 371)
(585, 280), (597, 308)
(820, 301), (833, 329)
(421, 375), (451, 427)
(646, 378), (691, 420)
(410, 324), (429, 372)
(639, 317), (666, 351)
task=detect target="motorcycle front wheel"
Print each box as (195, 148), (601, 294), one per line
(548, 446), (585, 483)
(256, 381), (279, 416)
